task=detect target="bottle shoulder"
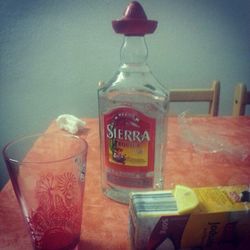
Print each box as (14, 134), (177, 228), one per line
(98, 66), (169, 98)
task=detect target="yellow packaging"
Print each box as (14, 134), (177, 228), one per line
(129, 185), (250, 250)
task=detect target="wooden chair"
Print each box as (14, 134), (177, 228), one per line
(232, 83), (250, 116)
(169, 80), (220, 116)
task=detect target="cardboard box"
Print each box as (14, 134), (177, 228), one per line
(129, 185), (250, 250)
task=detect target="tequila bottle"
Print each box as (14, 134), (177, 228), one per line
(98, 1), (169, 203)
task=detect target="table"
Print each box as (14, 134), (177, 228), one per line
(1, 116), (250, 250)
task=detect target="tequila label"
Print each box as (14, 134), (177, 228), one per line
(103, 107), (156, 188)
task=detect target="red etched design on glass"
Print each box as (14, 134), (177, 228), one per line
(27, 172), (82, 250)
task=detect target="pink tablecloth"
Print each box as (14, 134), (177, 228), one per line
(1, 116), (250, 250)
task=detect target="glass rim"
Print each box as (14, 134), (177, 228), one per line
(2, 132), (88, 164)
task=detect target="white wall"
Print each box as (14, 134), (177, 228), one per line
(0, 0), (250, 188)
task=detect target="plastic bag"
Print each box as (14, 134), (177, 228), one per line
(178, 111), (249, 162)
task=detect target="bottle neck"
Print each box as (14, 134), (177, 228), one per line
(120, 36), (148, 65)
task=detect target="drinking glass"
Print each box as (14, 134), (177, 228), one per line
(3, 132), (88, 250)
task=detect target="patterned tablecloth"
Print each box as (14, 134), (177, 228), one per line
(1, 116), (250, 250)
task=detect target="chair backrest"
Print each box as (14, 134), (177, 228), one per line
(232, 83), (250, 116)
(169, 80), (220, 116)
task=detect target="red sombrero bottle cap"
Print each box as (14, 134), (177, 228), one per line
(112, 1), (157, 36)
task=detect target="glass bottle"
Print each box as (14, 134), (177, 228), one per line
(98, 1), (169, 204)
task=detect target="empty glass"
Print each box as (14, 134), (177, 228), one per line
(3, 132), (88, 250)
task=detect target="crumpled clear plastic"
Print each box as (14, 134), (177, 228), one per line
(178, 111), (249, 162)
